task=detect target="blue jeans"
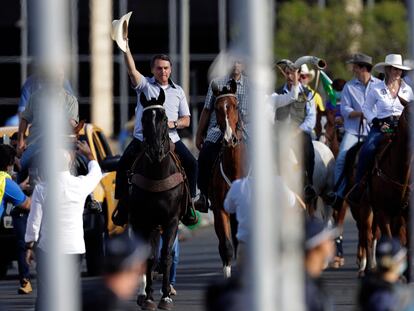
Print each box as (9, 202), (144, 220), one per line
(11, 212), (30, 281)
(334, 132), (363, 198)
(158, 235), (179, 285)
(356, 127), (383, 183)
(18, 143), (40, 183)
(174, 140), (198, 198)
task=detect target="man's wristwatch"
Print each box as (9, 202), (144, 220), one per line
(173, 121), (178, 129)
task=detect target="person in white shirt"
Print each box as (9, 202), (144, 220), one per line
(25, 141), (103, 310)
(224, 175), (296, 271)
(348, 54), (414, 204)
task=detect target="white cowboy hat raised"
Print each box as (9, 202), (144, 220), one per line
(111, 11), (133, 52)
(373, 54), (412, 73)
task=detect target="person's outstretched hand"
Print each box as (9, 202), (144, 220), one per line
(76, 141), (94, 161)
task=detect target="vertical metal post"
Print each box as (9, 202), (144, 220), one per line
(169, 0), (178, 81)
(33, 0), (77, 309)
(70, 0), (79, 95)
(237, 0), (305, 309)
(218, 0), (227, 52)
(242, 0), (278, 310)
(20, 0), (28, 85)
(407, 0), (414, 283)
(180, 0), (190, 98)
(119, 0), (129, 132)
(90, 0), (113, 136)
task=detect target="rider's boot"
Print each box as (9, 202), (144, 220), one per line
(325, 192), (344, 211)
(194, 193), (209, 213)
(181, 199), (199, 226)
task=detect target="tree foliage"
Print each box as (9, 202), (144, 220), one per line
(275, 0), (408, 83)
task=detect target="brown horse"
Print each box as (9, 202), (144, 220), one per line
(342, 144), (376, 277)
(370, 104), (412, 247)
(209, 79), (247, 278)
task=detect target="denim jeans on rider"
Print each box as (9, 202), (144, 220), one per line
(174, 140), (198, 198)
(334, 132), (362, 198)
(11, 212), (30, 281)
(196, 141), (222, 197)
(356, 126), (383, 183)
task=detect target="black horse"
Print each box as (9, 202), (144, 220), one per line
(128, 89), (187, 311)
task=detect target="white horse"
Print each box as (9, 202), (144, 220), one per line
(286, 140), (335, 217)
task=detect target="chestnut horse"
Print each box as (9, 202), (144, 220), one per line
(209, 79), (247, 278)
(370, 104), (412, 248)
(128, 89), (187, 310)
(342, 144), (376, 277)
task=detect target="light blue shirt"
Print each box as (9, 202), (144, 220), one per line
(340, 76), (380, 136)
(281, 84), (316, 134)
(133, 77), (189, 143)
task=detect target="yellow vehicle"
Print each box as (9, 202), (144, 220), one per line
(0, 123), (122, 277)
(78, 123), (122, 236)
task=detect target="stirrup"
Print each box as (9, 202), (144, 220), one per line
(181, 204), (198, 227)
(194, 194), (209, 213)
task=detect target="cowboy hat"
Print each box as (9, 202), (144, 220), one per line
(300, 64), (315, 81)
(373, 54), (412, 73)
(346, 53), (373, 68)
(111, 11), (133, 52)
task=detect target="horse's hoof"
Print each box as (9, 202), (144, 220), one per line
(330, 256), (345, 269)
(141, 299), (157, 310)
(223, 266), (231, 279)
(137, 295), (146, 306)
(158, 297), (174, 310)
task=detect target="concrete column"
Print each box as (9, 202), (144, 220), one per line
(90, 0), (113, 136)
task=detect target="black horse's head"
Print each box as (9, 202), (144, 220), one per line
(140, 88), (169, 162)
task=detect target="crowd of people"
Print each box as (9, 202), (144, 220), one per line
(1, 9), (414, 310)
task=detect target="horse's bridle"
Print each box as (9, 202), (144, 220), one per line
(143, 104), (165, 112)
(142, 104), (169, 162)
(214, 93), (244, 147)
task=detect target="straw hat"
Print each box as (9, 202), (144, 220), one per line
(111, 12), (133, 52)
(373, 54), (412, 73)
(300, 64), (315, 81)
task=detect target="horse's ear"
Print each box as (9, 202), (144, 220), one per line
(211, 81), (220, 97)
(229, 79), (237, 94)
(158, 88), (165, 105)
(140, 92), (148, 107)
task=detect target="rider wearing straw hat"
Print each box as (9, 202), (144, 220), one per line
(348, 54), (414, 205)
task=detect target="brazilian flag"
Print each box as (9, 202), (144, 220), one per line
(320, 71), (337, 107)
